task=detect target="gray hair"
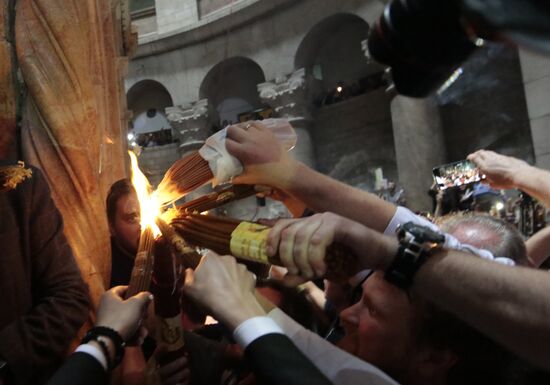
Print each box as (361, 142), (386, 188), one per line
(436, 213), (528, 265)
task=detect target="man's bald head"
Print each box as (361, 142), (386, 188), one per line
(437, 213), (528, 265)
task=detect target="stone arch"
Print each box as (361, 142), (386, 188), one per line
(127, 79), (173, 118)
(199, 57), (266, 127)
(126, 79), (173, 138)
(295, 13), (383, 91)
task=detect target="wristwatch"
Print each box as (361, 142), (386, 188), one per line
(384, 222), (445, 289)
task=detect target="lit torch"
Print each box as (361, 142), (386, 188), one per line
(127, 151), (191, 366)
(126, 151), (162, 297)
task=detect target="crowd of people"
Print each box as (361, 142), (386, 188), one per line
(4, 3), (550, 385)
(19, 123), (549, 385)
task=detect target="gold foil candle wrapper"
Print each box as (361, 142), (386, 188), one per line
(229, 222), (273, 264)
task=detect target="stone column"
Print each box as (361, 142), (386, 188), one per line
(519, 49), (550, 170)
(390, 96), (447, 211)
(166, 99), (210, 158)
(258, 68), (316, 169)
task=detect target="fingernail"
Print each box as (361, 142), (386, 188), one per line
(149, 294), (154, 301)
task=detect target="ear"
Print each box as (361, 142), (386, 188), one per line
(413, 346), (458, 381)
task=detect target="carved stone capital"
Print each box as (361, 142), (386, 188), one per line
(258, 68), (311, 119)
(166, 99), (211, 156)
(165, 99), (209, 123)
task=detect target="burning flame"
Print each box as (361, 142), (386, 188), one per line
(129, 151), (162, 237)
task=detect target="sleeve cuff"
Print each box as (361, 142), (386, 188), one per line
(384, 206), (438, 235)
(233, 316), (284, 349)
(75, 344), (108, 371)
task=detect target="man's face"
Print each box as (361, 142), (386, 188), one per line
(110, 192), (141, 255)
(337, 272), (420, 374)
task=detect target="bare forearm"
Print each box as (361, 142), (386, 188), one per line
(515, 167), (550, 208)
(285, 163), (397, 232)
(526, 227), (550, 267)
(414, 251), (550, 369)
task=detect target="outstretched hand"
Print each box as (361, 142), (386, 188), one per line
(184, 252), (266, 330)
(266, 212), (397, 285)
(96, 286), (153, 344)
(468, 150), (530, 190)
(226, 121), (298, 189)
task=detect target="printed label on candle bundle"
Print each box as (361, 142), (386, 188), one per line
(230, 222), (271, 263)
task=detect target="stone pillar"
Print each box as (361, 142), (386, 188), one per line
(258, 68), (316, 168)
(166, 99), (210, 157)
(519, 49), (550, 170)
(390, 96), (446, 211)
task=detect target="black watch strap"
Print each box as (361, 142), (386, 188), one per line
(384, 244), (430, 289)
(81, 326), (126, 370)
(385, 222), (445, 289)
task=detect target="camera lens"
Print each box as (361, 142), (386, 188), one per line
(368, 0), (477, 97)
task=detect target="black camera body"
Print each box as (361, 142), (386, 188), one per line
(368, 0), (550, 97)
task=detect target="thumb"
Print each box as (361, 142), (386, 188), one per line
(184, 268), (195, 289)
(231, 174), (253, 185)
(131, 291), (154, 311)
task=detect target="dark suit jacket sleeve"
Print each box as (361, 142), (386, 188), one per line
(0, 167), (90, 384)
(244, 333), (333, 385)
(45, 352), (107, 385)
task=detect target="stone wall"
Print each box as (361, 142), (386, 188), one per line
(313, 89), (396, 189)
(126, 0), (386, 106)
(198, 0), (238, 18)
(438, 45), (534, 164)
(519, 49), (550, 170)
(137, 142), (180, 187)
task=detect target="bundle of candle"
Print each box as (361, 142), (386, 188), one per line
(176, 184), (256, 214)
(126, 226), (156, 298)
(170, 214), (358, 281)
(155, 151), (213, 205)
(156, 218), (201, 269)
(151, 237), (187, 366)
(154, 119), (297, 206)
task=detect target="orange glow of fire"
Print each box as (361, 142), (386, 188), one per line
(129, 151), (162, 237)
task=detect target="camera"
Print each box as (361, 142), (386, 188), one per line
(367, 0), (550, 98)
